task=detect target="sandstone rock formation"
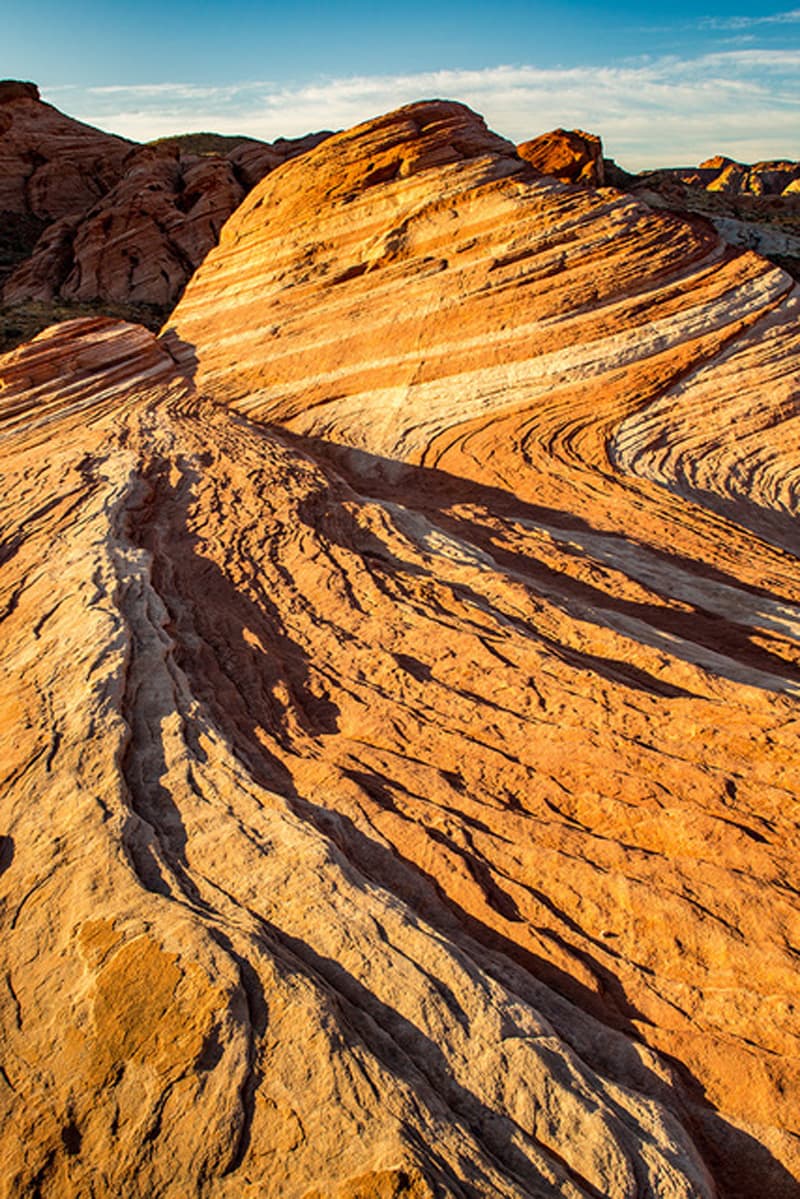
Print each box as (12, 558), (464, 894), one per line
(2, 99), (800, 1199)
(3, 129), (330, 309)
(510, 137), (800, 284)
(0, 80), (132, 223)
(617, 154), (800, 282)
(0, 81), (40, 104)
(621, 155), (800, 200)
(517, 129), (604, 186)
(3, 146), (246, 306)
(0, 80), (132, 291)
(698, 156), (800, 197)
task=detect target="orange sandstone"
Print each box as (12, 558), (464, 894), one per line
(1, 100), (799, 1198)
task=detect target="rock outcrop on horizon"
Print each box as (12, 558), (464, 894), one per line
(0, 81), (132, 290)
(0, 81), (132, 225)
(2, 130), (330, 310)
(675, 155), (800, 197)
(510, 129), (800, 285)
(517, 129), (604, 186)
(610, 153), (800, 283)
(0, 80), (331, 313)
(603, 152), (800, 202)
(2, 99), (800, 1199)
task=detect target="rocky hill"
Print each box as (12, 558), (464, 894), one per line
(517, 128), (605, 186)
(0, 80), (330, 343)
(1, 99), (799, 1199)
(602, 147), (800, 283)
(2, 83), (798, 340)
(668, 155), (800, 197)
(0, 80), (131, 289)
(511, 130), (800, 284)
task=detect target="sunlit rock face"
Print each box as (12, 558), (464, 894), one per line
(696, 156), (800, 197)
(624, 155), (800, 200)
(517, 128), (604, 186)
(622, 154), (800, 283)
(2, 100), (800, 1199)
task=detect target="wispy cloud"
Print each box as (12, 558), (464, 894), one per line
(87, 83), (230, 98)
(47, 51), (800, 170)
(698, 8), (800, 30)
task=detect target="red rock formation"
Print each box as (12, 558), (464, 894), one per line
(706, 160), (800, 197)
(167, 100), (800, 1195)
(227, 134), (331, 190)
(625, 171), (800, 283)
(0, 81), (40, 103)
(4, 131), (331, 309)
(0, 80), (132, 222)
(2, 100), (800, 1198)
(4, 146), (244, 307)
(698, 155), (735, 172)
(648, 157), (800, 198)
(517, 128), (605, 186)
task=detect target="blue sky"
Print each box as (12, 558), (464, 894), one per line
(3, 1), (799, 167)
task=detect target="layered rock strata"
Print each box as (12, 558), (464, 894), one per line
(0, 81), (132, 223)
(619, 155), (800, 282)
(0, 81), (132, 290)
(4, 131), (330, 309)
(2, 100), (800, 1198)
(1, 319), (717, 1199)
(167, 100), (800, 1195)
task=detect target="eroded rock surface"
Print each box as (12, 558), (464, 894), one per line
(4, 131), (331, 309)
(2, 100), (800, 1199)
(0, 80), (132, 223)
(0, 81), (132, 292)
(517, 129), (604, 186)
(616, 155), (800, 282)
(0, 319), (718, 1199)
(687, 156), (800, 197)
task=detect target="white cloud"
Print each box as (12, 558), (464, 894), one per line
(49, 51), (800, 170)
(698, 8), (800, 29)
